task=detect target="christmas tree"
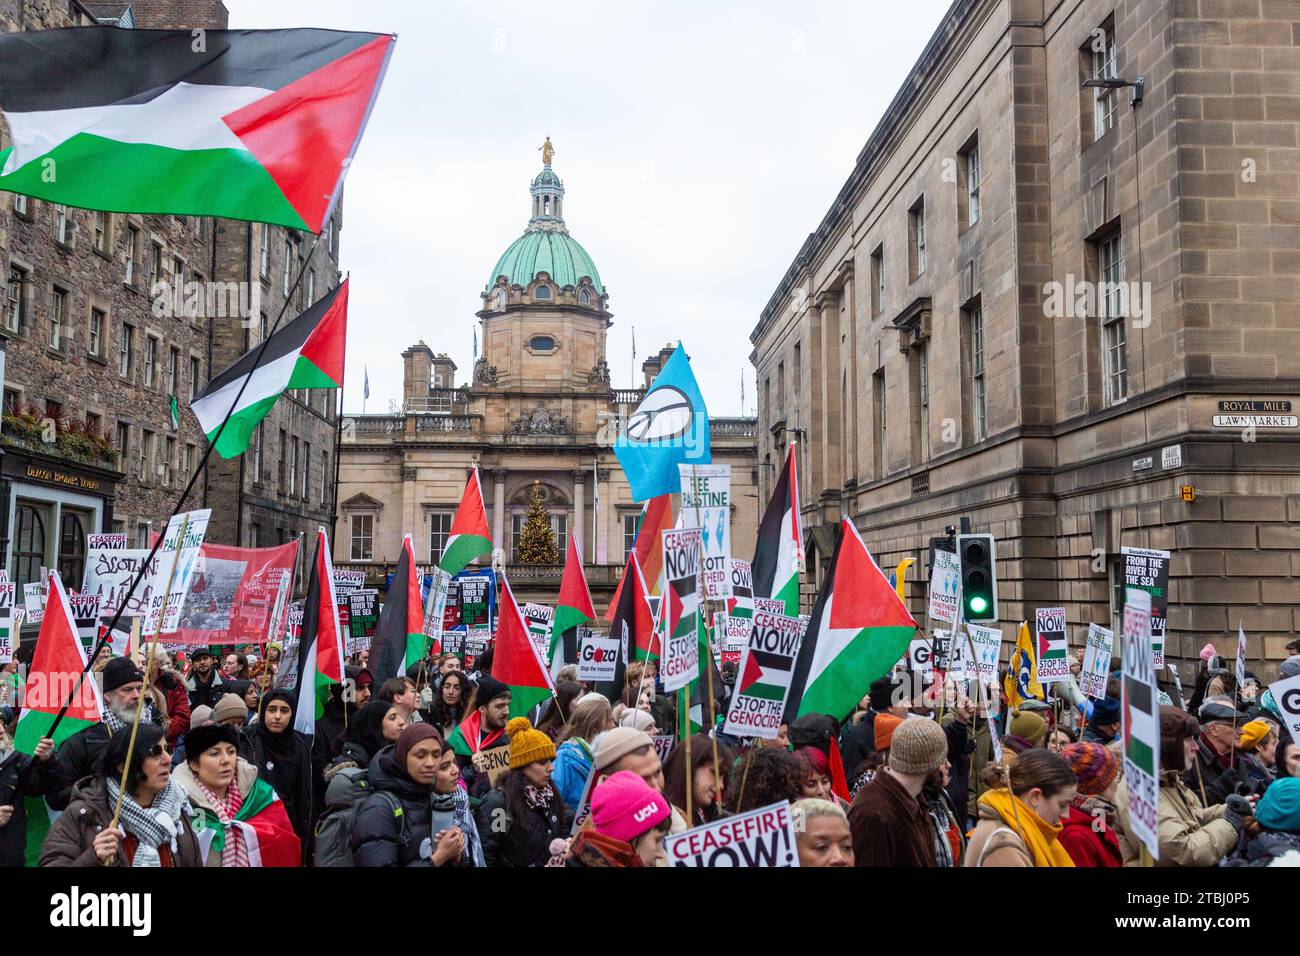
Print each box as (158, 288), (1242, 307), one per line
(516, 481), (558, 564)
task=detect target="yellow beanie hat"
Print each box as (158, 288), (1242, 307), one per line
(1238, 719), (1272, 752)
(506, 716), (556, 769)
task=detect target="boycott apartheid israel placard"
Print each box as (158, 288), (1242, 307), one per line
(659, 527), (702, 692)
(664, 800), (800, 867)
(1080, 623), (1114, 699)
(679, 463), (732, 599)
(1034, 606), (1070, 685)
(723, 609), (804, 739)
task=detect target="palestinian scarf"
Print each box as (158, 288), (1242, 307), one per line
(105, 777), (188, 867)
(103, 700), (157, 734)
(196, 775), (249, 867)
(450, 785), (484, 867)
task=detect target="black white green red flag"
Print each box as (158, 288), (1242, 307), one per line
(752, 443), (802, 617)
(493, 574), (556, 719)
(0, 28), (394, 232)
(438, 468), (493, 576)
(293, 529), (344, 735)
(191, 279), (347, 458)
(369, 534), (424, 682)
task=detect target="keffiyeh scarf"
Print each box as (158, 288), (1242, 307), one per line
(105, 777), (188, 867)
(448, 786), (484, 867)
(196, 776), (249, 867)
(103, 701), (157, 734)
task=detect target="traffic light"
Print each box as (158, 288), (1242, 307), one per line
(957, 532), (998, 622)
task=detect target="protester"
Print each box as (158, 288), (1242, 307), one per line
(568, 771), (672, 868)
(336, 700), (406, 772)
(448, 675), (511, 793)
(840, 675), (907, 774)
(1047, 726), (1076, 754)
(1224, 777), (1300, 867)
(429, 669), (472, 740)
(617, 707), (657, 735)
(591, 727), (664, 793)
(1186, 697), (1252, 804)
(1057, 742), (1123, 867)
(186, 648), (229, 709)
(1081, 698), (1121, 746)
(0, 727), (65, 867)
(144, 650), (191, 747)
(1004, 708), (1049, 754)
(1277, 739), (1300, 779)
(664, 734), (729, 828)
(52, 657), (161, 808)
(791, 798), (854, 866)
(223, 653), (250, 681)
(849, 717), (948, 867)
(939, 693), (976, 816)
(212, 692), (247, 731)
(40, 724), (201, 868)
(727, 744), (797, 816)
(377, 676), (422, 724)
(552, 695), (614, 808)
(477, 718), (568, 867)
(241, 680), (262, 723)
(965, 749), (1077, 867)
(437, 653), (463, 675)
(536, 680), (584, 742)
(795, 745), (834, 800)
(244, 689), (314, 855)
(350, 723), (467, 867)
(922, 755), (965, 866)
(1238, 718), (1279, 792)
(1117, 706), (1246, 867)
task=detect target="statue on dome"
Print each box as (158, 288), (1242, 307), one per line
(539, 136), (554, 166)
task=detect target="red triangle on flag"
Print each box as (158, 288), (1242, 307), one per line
(28, 571), (101, 723)
(739, 649), (764, 695)
(828, 522), (917, 631)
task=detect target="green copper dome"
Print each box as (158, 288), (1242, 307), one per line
(486, 230), (604, 293)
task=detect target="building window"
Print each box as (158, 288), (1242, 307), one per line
(49, 287), (67, 351)
(873, 369), (887, 477)
(116, 422), (130, 471)
(259, 226), (270, 279)
(183, 443), (194, 476)
(429, 512), (453, 561)
(5, 265), (26, 332)
(578, 289), (590, 305)
(302, 441), (310, 498)
(144, 336), (157, 387)
(916, 342), (930, 462)
(533, 285), (552, 301)
(93, 211), (109, 252)
(172, 255), (185, 292)
(140, 428), (155, 482)
(290, 437), (299, 495)
(908, 198), (926, 279)
(85, 411), (102, 437)
(149, 240), (163, 292)
(167, 347), (179, 394)
(622, 512), (639, 560)
(13, 504), (48, 587)
(278, 429), (287, 492)
(1090, 23), (1118, 142)
(125, 224), (141, 285)
(163, 436), (176, 487)
(1099, 232), (1128, 406)
(321, 451), (329, 504)
(792, 342), (802, 397)
(528, 334), (556, 351)
(969, 307), (987, 441)
(54, 204), (70, 245)
(119, 323), (133, 377)
(870, 245), (884, 316)
(189, 356), (200, 401)
(305, 270), (315, 306)
(509, 513), (567, 561)
(12, 193), (27, 217)
(350, 514), (374, 561)
(88, 307), (104, 356)
(963, 139), (980, 228)
(776, 360), (785, 413)
(136, 522), (150, 549)
(282, 239), (292, 297)
(57, 511), (88, 590)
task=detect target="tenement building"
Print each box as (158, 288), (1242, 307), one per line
(0, 0), (340, 606)
(336, 152), (758, 609)
(752, 0), (1300, 677)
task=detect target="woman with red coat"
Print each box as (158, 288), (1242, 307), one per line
(145, 650), (192, 748)
(1057, 742), (1123, 867)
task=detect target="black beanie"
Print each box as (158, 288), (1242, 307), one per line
(474, 675), (510, 707)
(102, 657), (144, 694)
(183, 722), (238, 762)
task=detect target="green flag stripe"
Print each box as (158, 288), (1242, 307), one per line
(205, 393), (281, 459)
(507, 684), (552, 721)
(439, 534), (492, 576)
(14, 709), (95, 754)
(286, 354), (342, 390)
(798, 624), (915, 719)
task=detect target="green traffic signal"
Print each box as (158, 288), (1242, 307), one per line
(969, 595), (988, 614)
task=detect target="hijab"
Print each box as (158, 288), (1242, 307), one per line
(253, 690), (299, 761)
(347, 700), (398, 761)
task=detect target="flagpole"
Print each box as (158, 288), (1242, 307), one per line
(330, 279), (349, 548)
(35, 229), (327, 746)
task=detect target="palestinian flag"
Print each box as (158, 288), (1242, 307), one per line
(0, 28), (394, 233)
(13, 570), (103, 865)
(604, 494), (672, 621)
(438, 469), (493, 576)
(370, 535), (424, 682)
(738, 648), (793, 702)
(186, 773), (301, 867)
(494, 574), (556, 719)
(596, 553), (657, 701)
(169, 394), (181, 431)
(785, 517), (918, 722)
(292, 530), (344, 736)
(753, 443), (802, 616)
(552, 533), (596, 669)
(192, 279), (348, 459)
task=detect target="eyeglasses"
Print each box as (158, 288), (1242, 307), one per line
(144, 742), (173, 759)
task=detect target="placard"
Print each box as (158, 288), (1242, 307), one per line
(723, 610), (804, 739)
(69, 593), (101, 652)
(424, 568), (451, 649)
(1267, 673), (1300, 743)
(457, 570), (493, 630)
(1080, 623), (1114, 699)
(142, 509), (212, 635)
(476, 743), (513, 788)
(23, 581), (44, 626)
(907, 637), (934, 683)
(727, 559), (753, 619)
(0, 584), (15, 663)
(965, 624), (1002, 684)
(664, 801), (799, 867)
(1120, 547), (1170, 639)
(345, 589), (378, 655)
(82, 547), (161, 619)
(578, 634), (619, 682)
(927, 549), (960, 626)
(333, 568), (365, 595)
(753, 597), (785, 615)
(652, 734), (675, 764)
(522, 602), (554, 661)
(86, 533), (128, 551)
(1121, 587), (1160, 861)
(679, 463), (732, 599)
(1034, 607), (1070, 685)
(659, 527), (702, 692)
(464, 626), (491, 670)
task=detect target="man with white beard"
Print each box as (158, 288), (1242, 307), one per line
(48, 658), (162, 810)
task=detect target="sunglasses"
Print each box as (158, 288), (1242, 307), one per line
(144, 742), (174, 759)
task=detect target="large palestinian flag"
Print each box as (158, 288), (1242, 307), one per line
(604, 495), (672, 620)
(493, 574), (556, 719)
(753, 443), (802, 616)
(293, 530), (345, 736)
(438, 469), (493, 576)
(0, 28), (394, 232)
(784, 518), (918, 722)
(370, 534), (424, 682)
(191, 279), (348, 458)
(185, 771), (301, 867)
(13, 570), (103, 865)
(594, 552), (656, 701)
(552, 533), (596, 668)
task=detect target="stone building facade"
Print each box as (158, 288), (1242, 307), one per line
(337, 157), (758, 610)
(752, 0), (1300, 677)
(1, 0), (341, 598)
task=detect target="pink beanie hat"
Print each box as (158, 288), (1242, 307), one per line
(590, 770), (671, 843)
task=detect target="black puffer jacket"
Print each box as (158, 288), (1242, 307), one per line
(476, 783), (569, 868)
(1223, 829), (1300, 867)
(49, 715), (161, 810)
(245, 722), (315, 851)
(350, 746), (437, 867)
(0, 748), (69, 866)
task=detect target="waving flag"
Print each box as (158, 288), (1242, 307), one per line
(494, 574), (556, 719)
(1005, 621), (1044, 710)
(370, 534), (424, 682)
(191, 280), (348, 458)
(614, 344), (710, 501)
(293, 530), (344, 735)
(753, 443), (802, 617)
(0, 28), (394, 232)
(605, 494), (672, 621)
(785, 518), (917, 722)
(553, 533), (596, 668)
(438, 468), (493, 576)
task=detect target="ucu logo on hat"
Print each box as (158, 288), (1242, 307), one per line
(633, 802), (658, 823)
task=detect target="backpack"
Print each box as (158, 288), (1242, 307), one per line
(313, 766), (406, 867)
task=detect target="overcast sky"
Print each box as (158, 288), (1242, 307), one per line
(226, 0), (953, 416)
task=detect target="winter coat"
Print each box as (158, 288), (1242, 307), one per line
(39, 775), (203, 867)
(551, 738), (594, 810)
(1223, 828), (1300, 867)
(0, 748), (69, 867)
(245, 722), (315, 851)
(49, 716), (161, 810)
(1058, 801), (1123, 867)
(1117, 771), (1238, 867)
(1183, 736), (1249, 806)
(939, 714), (976, 822)
(186, 669), (230, 710)
(965, 803), (1034, 867)
(566, 828), (643, 867)
(350, 747), (442, 868)
(172, 757), (300, 867)
(847, 768), (937, 867)
(476, 785), (568, 868)
(155, 673), (191, 746)
(840, 710), (877, 778)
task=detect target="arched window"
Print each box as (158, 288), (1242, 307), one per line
(578, 289), (590, 305)
(533, 285), (552, 301)
(543, 195), (552, 215)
